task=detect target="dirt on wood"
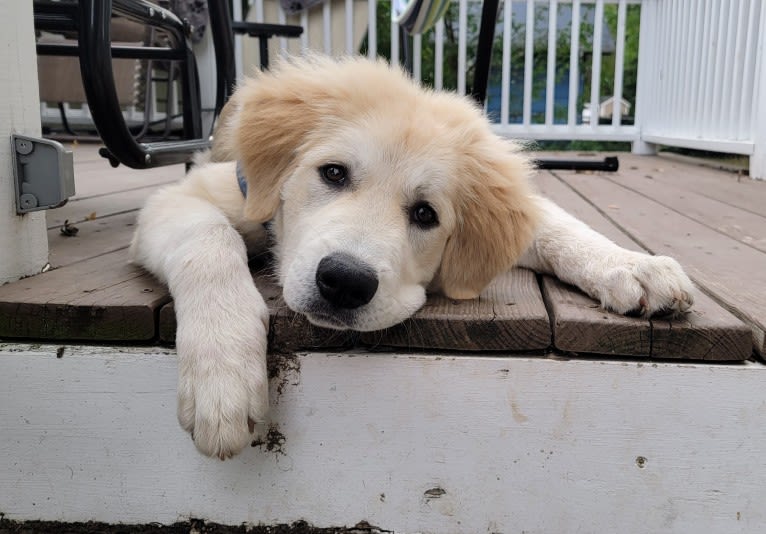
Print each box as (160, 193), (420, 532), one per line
(0, 517), (389, 534)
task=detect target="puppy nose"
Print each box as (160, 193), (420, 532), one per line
(316, 253), (379, 309)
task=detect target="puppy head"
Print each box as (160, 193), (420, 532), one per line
(224, 55), (540, 330)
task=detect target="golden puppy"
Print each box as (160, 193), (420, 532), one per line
(131, 55), (694, 459)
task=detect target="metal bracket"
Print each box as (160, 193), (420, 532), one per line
(10, 134), (75, 214)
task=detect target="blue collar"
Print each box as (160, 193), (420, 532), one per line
(236, 161), (248, 197)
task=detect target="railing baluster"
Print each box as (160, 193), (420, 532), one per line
(737, 0), (766, 139)
(567, 0), (580, 126)
(501, 0), (512, 126)
(545, 0), (558, 126)
(523, 0), (534, 125)
(390, 10), (399, 65)
(726, 0), (746, 140)
(278, 5), (288, 54)
(345, 0), (354, 55)
(671, 0), (691, 136)
(322, 1), (332, 54)
(708, 0), (728, 136)
(696, 0), (713, 134)
(367, 0), (377, 58)
(667, 0), (682, 133)
(300, 11), (309, 51)
(435, 19), (444, 90)
(612, 0), (626, 127)
(458, 0), (468, 95)
(413, 33), (422, 81)
(590, 0), (604, 130)
(686, 0), (705, 137)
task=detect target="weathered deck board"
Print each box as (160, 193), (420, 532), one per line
(67, 143), (185, 199)
(47, 185), (167, 229)
(535, 171), (752, 360)
(631, 153), (766, 217)
(604, 162), (766, 253)
(541, 276), (651, 356)
(360, 268), (550, 351)
(160, 268), (552, 352)
(0, 250), (168, 341)
(556, 169), (766, 355)
(47, 211), (138, 268)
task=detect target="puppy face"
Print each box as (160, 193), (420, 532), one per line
(221, 56), (541, 331)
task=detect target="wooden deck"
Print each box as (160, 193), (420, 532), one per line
(0, 144), (763, 360)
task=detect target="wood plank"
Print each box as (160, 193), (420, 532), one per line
(536, 171), (752, 360)
(651, 297), (753, 360)
(534, 171), (654, 355)
(533, 151), (766, 216)
(47, 185), (167, 229)
(360, 268), (551, 351)
(541, 276), (651, 356)
(4, 344), (766, 532)
(0, 250), (168, 341)
(159, 273), (356, 351)
(68, 142), (185, 199)
(47, 211), (138, 268)
(556, 170), (766, 355)
(534, 170), (643, 251)
(603, 163), (766, 253)
(633, 153), (766, 217)
(160, 268), (551, 352)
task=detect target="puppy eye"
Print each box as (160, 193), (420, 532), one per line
(319, 164), (348, 185)
(410, 202), (439, 229)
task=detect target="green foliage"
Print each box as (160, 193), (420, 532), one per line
(361, 1), (640, 149)
(364, 1), (640, 111)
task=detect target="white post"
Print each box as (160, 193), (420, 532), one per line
(192, 25), (217, 139)
(0, 2), (49, 284)
(750, 3), (766, 180)
(631, 0), (658, 155)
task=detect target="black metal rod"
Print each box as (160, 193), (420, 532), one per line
(231, 21), (303, 38)
(208, 0), (237, 119)
(112, 0), (188, 42)
(471, 0), (499, 105)
(534, 156), (620, 172)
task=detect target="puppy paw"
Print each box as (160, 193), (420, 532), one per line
(599, 255), (695, 317)
(176, 297), (270, 460)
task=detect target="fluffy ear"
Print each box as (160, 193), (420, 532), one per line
(212, 57), (351, 223)
(436, 146), (541, 299)
(230, 70), (322, 223)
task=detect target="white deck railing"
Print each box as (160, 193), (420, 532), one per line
(40, 0), (766, 178)
(637, 0), (764, 156)
(242, 0), (765, 177)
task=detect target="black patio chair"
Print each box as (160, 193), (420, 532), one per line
(33, 0), (302, 169)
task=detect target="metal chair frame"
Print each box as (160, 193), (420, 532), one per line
(33, 0), (301, 169)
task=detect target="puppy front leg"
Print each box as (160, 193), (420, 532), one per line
(519, 197), (695, 316)
(131, 183), (268, 459)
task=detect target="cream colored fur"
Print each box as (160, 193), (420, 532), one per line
(131, 55), (694, 459)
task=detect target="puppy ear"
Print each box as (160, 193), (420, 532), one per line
(437, 146), (541, 299)
(225, 63), (321, 223)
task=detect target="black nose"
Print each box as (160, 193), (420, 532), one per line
(315, 253), (379, 309)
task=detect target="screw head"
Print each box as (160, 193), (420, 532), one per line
(15, 138), (34, 155)
(19, 193), (38, 209)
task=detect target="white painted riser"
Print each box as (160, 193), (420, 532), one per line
(1, 344), (765, 533)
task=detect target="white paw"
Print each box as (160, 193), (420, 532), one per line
(175, 296), (270, 460)
(598, 255), (695, 317)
